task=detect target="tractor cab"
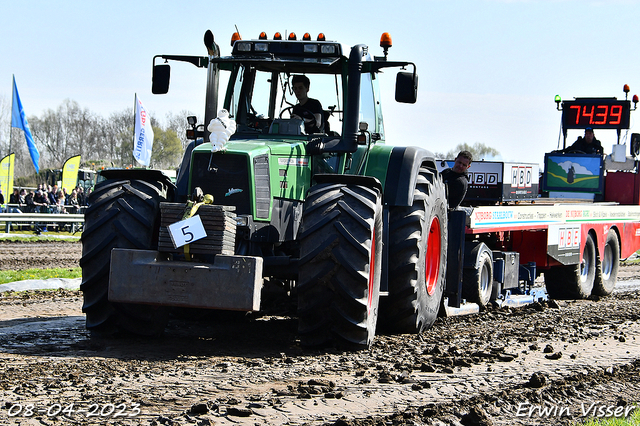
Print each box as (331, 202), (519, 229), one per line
(152, 30), (419, 204)
(152, 31), (418, 150)
(542, 85), (640, 203)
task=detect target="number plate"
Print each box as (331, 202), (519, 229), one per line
(167, 215), (207, 248)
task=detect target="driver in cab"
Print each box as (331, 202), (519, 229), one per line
(291, 75), (324, 134)
(565, 127), (603, 154)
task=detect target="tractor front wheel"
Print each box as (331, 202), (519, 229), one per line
(80, 178), (171, 336)
(297, 183), (383, 349)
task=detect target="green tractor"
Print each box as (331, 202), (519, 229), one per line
(80, 30), (448, 349)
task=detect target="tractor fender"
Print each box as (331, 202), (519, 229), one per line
(384, 146), (438, 207)
(99, 168), (176, 197)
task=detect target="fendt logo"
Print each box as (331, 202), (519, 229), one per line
(511, 166), (533, 188)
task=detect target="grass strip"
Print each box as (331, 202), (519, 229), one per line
(0, 267), (82, 285)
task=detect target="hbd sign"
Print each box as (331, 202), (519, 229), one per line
(511, 166), (533, 188)
(469, 172), (499, 186)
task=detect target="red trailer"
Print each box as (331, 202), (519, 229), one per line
(440, 87), (640, 314)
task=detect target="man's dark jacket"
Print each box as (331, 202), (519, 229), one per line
(441, 168), (469, 209)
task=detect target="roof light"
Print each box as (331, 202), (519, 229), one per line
(317, 33), (326, 41)
(255, 43), (268, 52)
(231, 31), (241, 46)
(555, 94), (562, 110)
(259, 32), (267, 40)
(380, 32), (392, 48)
(303, 33), (311, 41)
(274, 32), (282, 40)
(379, 32), (392, 59)
(624, 84), (630, 93)
(236, 42), (252, 52)
(303, 44), (318, 53)
(288, 32), (297, 40)
(321, 44), (336, 54)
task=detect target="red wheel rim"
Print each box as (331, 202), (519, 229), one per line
(425, 216), (441, 296)
(368, 233), (376, 315)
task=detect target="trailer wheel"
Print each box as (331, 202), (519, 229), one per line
(380, 168), (448, 333)
(462, 243), (493, 309)
(545, 233), (596, 299)
(80, 178), (171, 336)
(593, 229), (620, 296)
(297, 183), (383, 349)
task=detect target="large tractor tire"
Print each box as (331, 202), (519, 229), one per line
(297, 183), (383, 349)
(380, 168), (448, 334)
(593, 229), (620, 296)
(545, 233), (596, 299)
(462, 243), (493, 309)
(80, 178), (171, 336)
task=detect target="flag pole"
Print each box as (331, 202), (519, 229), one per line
(132, 93), (137, 168)
(6, 76), (15, 201)
(8, 77), (13, 160)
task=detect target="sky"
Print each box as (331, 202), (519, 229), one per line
(2, 0), (640, 167)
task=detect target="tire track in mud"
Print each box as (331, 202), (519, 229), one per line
(0, 241), (639, 425)
(0, 291), (638, 425)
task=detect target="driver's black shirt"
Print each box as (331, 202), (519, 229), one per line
(293, 98), (323, 133)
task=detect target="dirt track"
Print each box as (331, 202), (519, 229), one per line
(0, 240), (639, 425)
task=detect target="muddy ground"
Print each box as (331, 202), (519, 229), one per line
(0, 240), (639, 426)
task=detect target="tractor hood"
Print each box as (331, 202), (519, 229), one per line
(191, 138), (308, 158)
(188, 138), (311, 221)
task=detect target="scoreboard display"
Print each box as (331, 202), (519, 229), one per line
(562, 98), (631, 130)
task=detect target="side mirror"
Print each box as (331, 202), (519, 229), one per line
(631, 133), (640, 157)
(395, 72), (418, 104)
(152, 64), (171, 94)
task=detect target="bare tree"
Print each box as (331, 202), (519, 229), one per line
(434, 142), (500, 161)
(102, 109), (134, 168)
(28, 99), (99, 169)
(9, 128), (36, 176)
(7, 99), (191, 179)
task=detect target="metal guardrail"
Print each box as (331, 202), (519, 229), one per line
(0, 213), (85, 222)
(0, 212), (84, 233)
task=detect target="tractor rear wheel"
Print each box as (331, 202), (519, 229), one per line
(593, 229), (620, 296)
(380, 168), (448, 333)
(297, 183), (383, 349)
(80, 178), (171, 336)
(545, 233), (596, 299)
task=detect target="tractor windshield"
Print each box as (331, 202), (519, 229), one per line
(223, 63), (344, 137)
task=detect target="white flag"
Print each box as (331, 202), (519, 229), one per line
(133, 94), (154, 166)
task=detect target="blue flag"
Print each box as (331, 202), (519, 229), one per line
(12, 76), (40, 173)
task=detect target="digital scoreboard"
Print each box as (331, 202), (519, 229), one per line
(561, 98), (631, 130)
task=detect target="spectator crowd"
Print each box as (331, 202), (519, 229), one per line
(2, 183), (91, 214)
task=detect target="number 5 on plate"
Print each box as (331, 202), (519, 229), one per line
(168, 215), (207, 248)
